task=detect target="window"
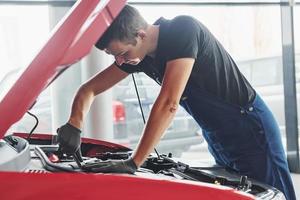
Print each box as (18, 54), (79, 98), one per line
(295, 6), (300, 59)
(0, 5), (51, 133)
(295, 4), (300, 141)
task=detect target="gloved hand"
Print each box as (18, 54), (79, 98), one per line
(82, 157), (137, 174)
(57, 123), (81, 155)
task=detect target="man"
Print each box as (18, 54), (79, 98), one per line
(57, 5), (296, 200)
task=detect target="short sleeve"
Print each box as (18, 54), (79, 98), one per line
(166, 16), (200, 61)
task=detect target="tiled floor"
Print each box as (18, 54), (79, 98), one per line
(291, 173), (300, 199)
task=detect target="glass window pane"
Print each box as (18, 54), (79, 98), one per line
(295, 5), (300, 150)
(295, 6), (300, 60)
(129, 0), (282, 3)
(113, 73), (201, 157)
(0, 5), (51, 133)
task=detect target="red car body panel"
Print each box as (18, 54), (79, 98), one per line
(0, 172), (253, 200)
(0, 0), (126, 138)
(0, 1), (256, 199)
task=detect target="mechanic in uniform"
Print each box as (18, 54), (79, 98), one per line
(57, 5), (296, 200)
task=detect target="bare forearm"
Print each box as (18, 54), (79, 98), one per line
(132, 97), (178, 167)
(131, 58), (194, 167)
(68, 86), (95, 129)
(68, 64), (128, 129)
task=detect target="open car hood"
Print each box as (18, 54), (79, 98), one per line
(0, 0), (126, 139)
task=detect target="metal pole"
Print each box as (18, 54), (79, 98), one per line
(280, 0), (300, 173)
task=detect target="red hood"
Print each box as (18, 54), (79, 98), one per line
(0, 0), (126, 138)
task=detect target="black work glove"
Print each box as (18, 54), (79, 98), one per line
(57, 123), (81, 155)
(82, 157), (137, 174)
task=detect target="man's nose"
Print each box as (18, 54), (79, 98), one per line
(115, 56), (125, 66)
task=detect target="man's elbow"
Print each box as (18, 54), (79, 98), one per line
(162, 98), (179, 114)
(78, 84), (95, 98)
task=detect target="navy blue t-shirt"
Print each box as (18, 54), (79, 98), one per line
(116, 16), (255, 106)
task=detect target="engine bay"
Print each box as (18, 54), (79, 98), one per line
(0, 134), (282, 199)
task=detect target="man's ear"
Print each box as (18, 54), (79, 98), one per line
(137, 29), (147, 40)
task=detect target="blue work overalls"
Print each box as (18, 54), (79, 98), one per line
(180, 85), (296, 200)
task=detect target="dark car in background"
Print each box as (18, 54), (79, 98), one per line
(4, 54), (299, 157)
(0, 68), (202, 157)
(5, 54), (300, 157)
(113, 73), (202, 155)
(112, 53), (300, 155)
(238, 54), (300, 140)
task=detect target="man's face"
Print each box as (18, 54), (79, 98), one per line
(105, 37), (146, 66)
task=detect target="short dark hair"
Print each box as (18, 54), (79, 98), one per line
(95, 5), (148, 50)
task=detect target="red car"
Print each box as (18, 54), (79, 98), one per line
(0, 1), (285, 199)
